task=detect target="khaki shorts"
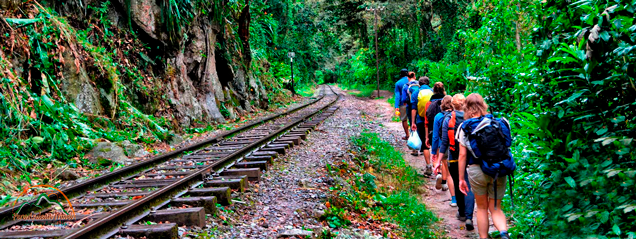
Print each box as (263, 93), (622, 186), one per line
(399, 105), (408, 121)
(467, 164), (507, 199)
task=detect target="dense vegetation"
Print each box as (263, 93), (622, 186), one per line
(0, 0), (302, 196)
(0, 0), (634, 236)
(324, 133), (438, 238)
(271, 0), (636, 237)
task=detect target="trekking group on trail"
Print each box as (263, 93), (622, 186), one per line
(394, 69), (515, 239)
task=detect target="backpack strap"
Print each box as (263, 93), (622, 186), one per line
(448, 111), (457, 152)
(509, 173), (515, 208)
(493, 171), (499, 209)
(424, 101), (432, 125)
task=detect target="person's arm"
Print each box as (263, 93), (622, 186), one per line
(458, 144), (469, 196)
(458, 126), (469, 195)
(431, 114), (442, 154)
(425, 126), (431, 148)
(411, 109), (417, 131)
(439, 116), (450, 155)
(410, 89), (418, 130)
(394, 83), (401, 109)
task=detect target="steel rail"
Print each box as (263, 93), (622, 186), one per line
(63, 85), (339, 239)
(0, 90), (327, 222)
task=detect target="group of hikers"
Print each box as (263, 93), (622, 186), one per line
(393, 69), (515, 239)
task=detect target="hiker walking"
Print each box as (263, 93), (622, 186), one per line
(402, 72), (418, 127)
(410, 76), (433, 175)
(457, 93), (514, 239)
(423, 83), (445, 174)
(394, 69), (410, 140)
(431, 96), (455, 204)
(437, 94), (475, 230)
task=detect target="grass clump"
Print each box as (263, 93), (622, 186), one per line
(322, 132), (439, 238)
(296, 83), (316, 97)
(343, 84), (377, 98)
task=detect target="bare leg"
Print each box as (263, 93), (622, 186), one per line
(423, 150), (430, 165)
(441, 161), (454, 196)
(488, 199), (508, 232)
(402, 120), (410, 138)
(446, 168), (455, 197)
(474, 194), (490, 239)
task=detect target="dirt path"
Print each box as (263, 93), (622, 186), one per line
(365, 90), (503, 239)
(367, 93), (476, 238)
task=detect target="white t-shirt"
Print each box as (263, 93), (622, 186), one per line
(456, 122), (469, 146)
(455, 122), (477, 160)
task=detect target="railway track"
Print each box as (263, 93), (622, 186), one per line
(0, 85), (340, 239)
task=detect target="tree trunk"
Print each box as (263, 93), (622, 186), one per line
(515, 0), (523, 61)
(238, 1), (251, 67)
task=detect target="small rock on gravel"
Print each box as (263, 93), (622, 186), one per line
(85, 142), (131, 164)
(169, 133), (185, 146)
(55, 168), (80, 181)
(277, 229), (314, 238)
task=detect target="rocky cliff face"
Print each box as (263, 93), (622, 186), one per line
(1, 0), (268, 129)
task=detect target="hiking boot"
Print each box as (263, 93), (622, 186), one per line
(425, 165), (433, 176)
(465, 219), (474, 231)
(441, 183), (449, 191)
(500, 232), (511, 239)
(456, 211), (466, 221)
(435, 174), (443, 190)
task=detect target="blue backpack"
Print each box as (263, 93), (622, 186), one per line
(462, 114), (515, 207)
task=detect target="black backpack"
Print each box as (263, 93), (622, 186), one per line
(470, 119), (510, 162)
(425, 99), (442, 130)
(445, 111), (465, 160)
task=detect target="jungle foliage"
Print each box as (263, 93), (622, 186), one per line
(276, 0), (636, 237)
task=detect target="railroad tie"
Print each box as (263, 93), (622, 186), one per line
(188, 187), (232, 205)
(221, 168), (262, 181)
(119, 223), (179, 239)
(146, 207), (206, 227)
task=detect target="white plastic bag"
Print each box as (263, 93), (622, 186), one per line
(407, 130), (421, 150)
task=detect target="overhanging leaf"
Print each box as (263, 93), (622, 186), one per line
(4, 18), (41, 27)
(613, 224), (621, 236)
(565, 176), (576, 188)
(565, 212), (582, 222)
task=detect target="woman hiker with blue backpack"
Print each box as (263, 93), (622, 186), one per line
(457, 93), (515, 239)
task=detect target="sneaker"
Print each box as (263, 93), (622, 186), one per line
(425, 165), (433, 176)
(456, 211), (466, 222)
(441, 183), (449, 191)
(455, 212), (466, 222)
(411, 150), (419, 156)
(465, 219), (474, 231)
(501, 232), (511, 239)
(435, 174), (443, 190)
(450, 201), (457, 207)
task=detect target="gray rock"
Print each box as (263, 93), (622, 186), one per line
(59, 52), (103, 115)
(117, 140), (142, 157)
(312, 209), (325, 219)
(166, 51), (205, 127)
(55, 168), (80, 181)
(133, 148), (150, 158)
(169, 134), (185, 146)
(298, 178), (315, 188)
(86, 142), (131, 165)
(277, 229), (314, 238)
